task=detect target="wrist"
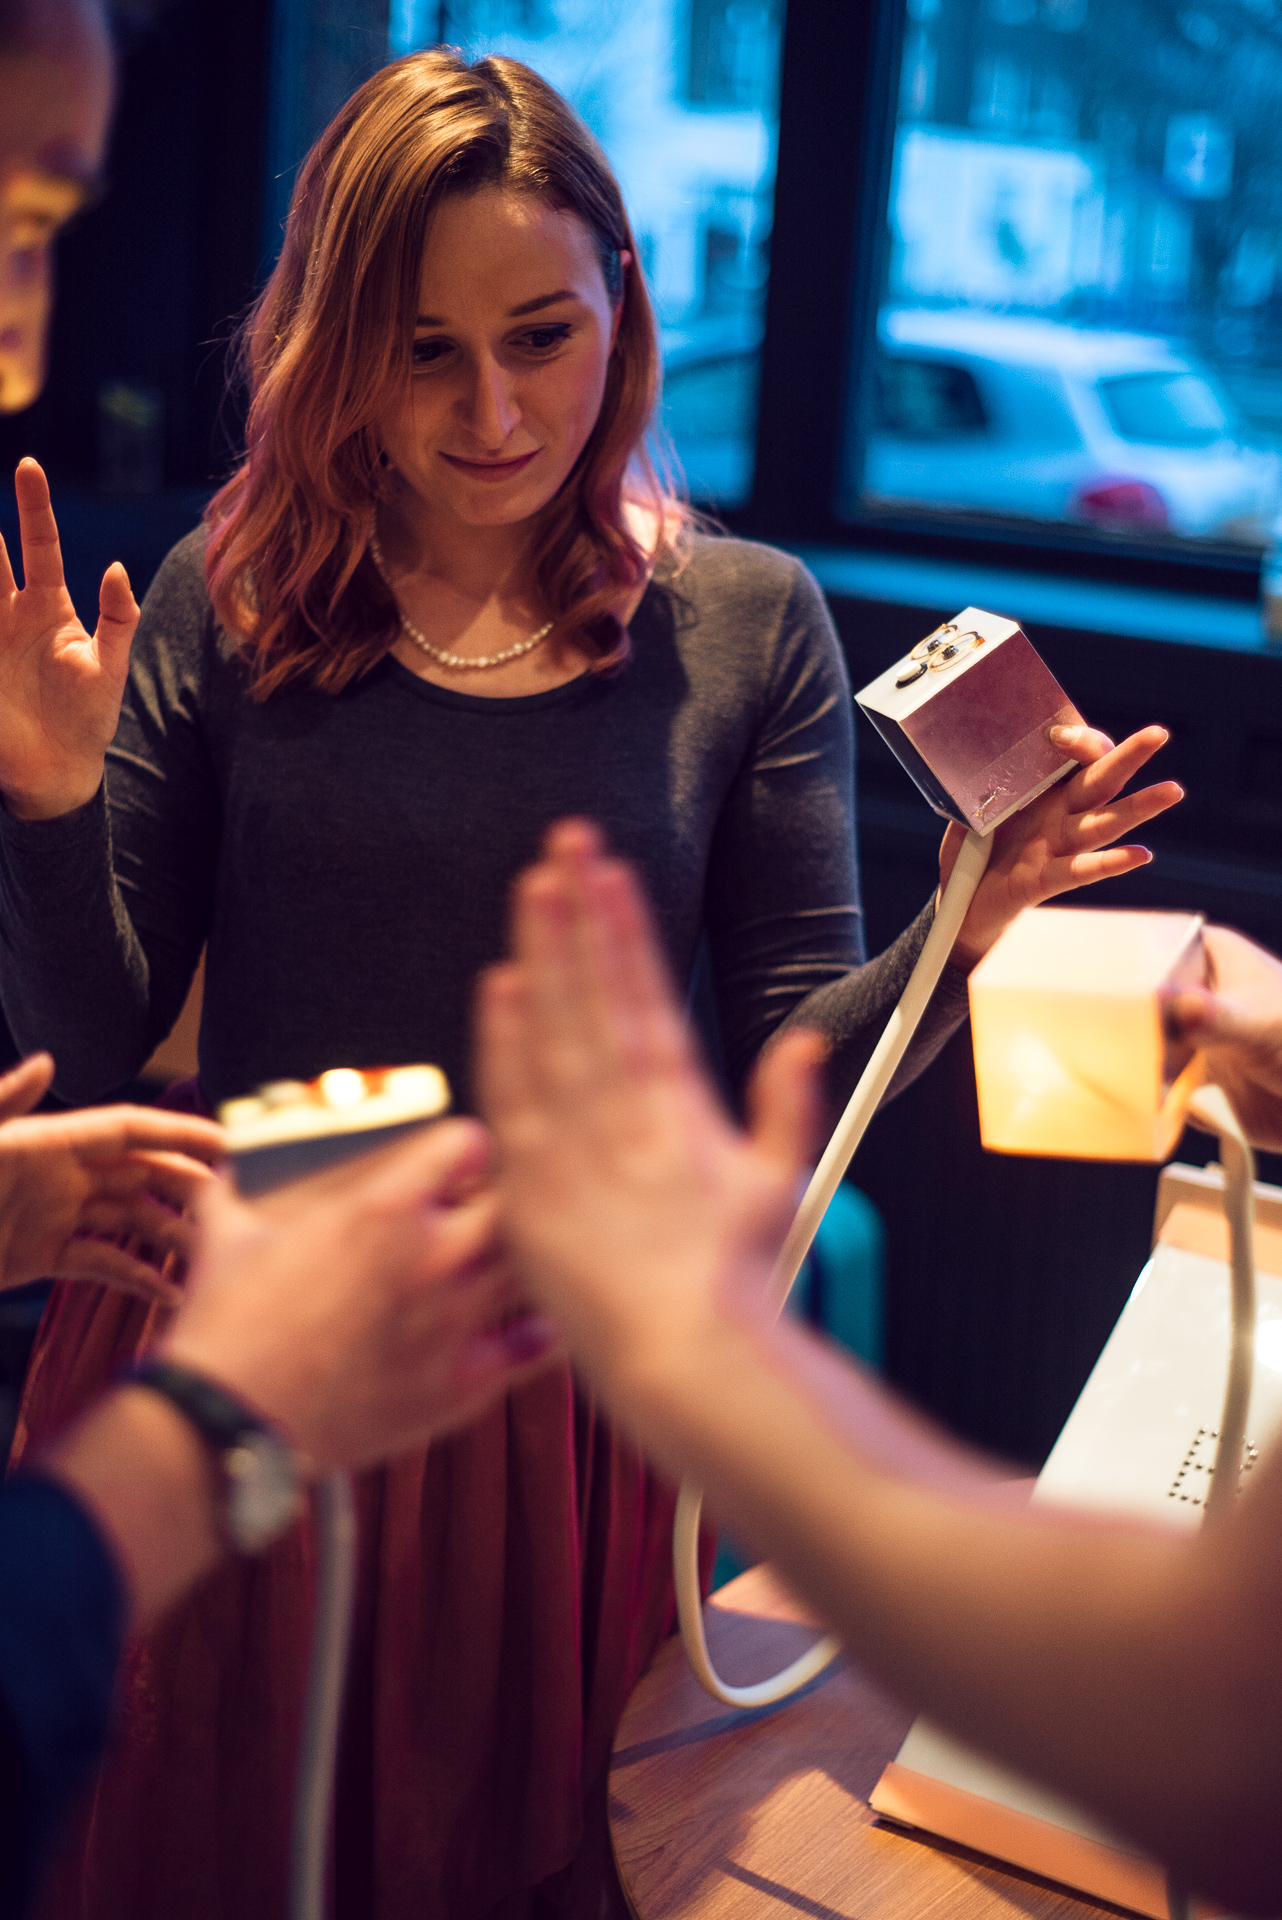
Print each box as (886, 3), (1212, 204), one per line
(42, 1385), (222, 1628)
(126, 1355), (307, 1553)
(1, 769), (104, 822)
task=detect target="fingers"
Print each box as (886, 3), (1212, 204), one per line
(94, 561), (139, 680)
(364, 1115), (493, 1213)
(475, 963), (538, 1137)
(447, 1313), (561, 1396)
(72, 1106), (226, 1165)
(587, 857), (691, 1078)
(513, 862), (596, 1088)
(1064, 727), (1173, 810)
(13, 458), (68, 596)
(79, 1192), (198, 1259)
(747, 1030), (826, 1175)
(0, 1052), (53, 1121)
(0, 528), (17, 602)
(1068, 780), (1183, 851)
(1055, 845), (1153, 889)
(1047, 722), (1116, 766)
(1164, 987), (1276, 1051)
(50, 1236), (182, 1306)
(937, 821), (965, 892)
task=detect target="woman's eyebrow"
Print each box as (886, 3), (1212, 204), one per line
(413, 289), (579, 327)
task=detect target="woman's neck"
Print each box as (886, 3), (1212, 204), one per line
(379, 488), (537, 608)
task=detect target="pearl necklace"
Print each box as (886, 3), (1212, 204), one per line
(368, 534), (554, 672)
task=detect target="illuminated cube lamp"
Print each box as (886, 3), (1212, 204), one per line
(968, 907), (1207, 1162)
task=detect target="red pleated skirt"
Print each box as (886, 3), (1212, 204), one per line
(13, 1085), (702, 1919)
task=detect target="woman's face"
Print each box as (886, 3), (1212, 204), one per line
(376, 185), (623, 534)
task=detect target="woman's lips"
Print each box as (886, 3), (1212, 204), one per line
(440, 449), (540, 482)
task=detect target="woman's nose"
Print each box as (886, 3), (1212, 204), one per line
(462, 356), (521, 445)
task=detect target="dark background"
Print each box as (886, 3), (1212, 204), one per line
(0, 0), (1277, 1472)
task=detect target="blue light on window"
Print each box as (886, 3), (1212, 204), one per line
(844, 0), (1282, 553)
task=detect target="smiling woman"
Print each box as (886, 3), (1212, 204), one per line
(203, 51), (666, 703)
(370, 188), (635, 695)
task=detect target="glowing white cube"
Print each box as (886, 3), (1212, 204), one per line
(968, 907), (1206, 1161)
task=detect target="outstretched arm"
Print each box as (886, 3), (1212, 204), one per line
(477, 821), (1282, 1917)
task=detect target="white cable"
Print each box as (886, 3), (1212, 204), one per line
(1163, 1085), (1254, 1920)
(1165, 1876), (1195, 1920)
(291, 1471), (358, 1920)
(675, 827), (994, 1707)
(1185, 1085), (1258, 1529)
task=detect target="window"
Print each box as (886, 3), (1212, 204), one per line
(838, 0), (1282, 561)
(388, 0), (787, 505)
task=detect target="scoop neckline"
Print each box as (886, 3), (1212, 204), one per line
(381, 653), (606, 712)
(379, 571), (663, 713)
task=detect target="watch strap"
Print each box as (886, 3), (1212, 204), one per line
(123, 1357), (270, 1452)
(121, 1358), (303, 1553)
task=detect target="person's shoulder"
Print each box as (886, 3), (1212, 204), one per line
(656, 532), (836, 672)
(667, 530), (810, 607)
(130, 523), (241, 700)
(144, 524), (212, 617)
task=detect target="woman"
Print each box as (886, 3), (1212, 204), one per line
(0, 49), (1179, 1920)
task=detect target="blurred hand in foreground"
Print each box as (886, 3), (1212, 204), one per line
(0, 1051), (224, 1303)
(164, 1116), (558, 1475)
(476, 818), (824, 1389)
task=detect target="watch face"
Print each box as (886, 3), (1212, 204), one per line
(224, 1432), (303, 1553)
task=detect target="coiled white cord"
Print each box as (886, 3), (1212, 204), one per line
(675, 826), (994, 1706)
(291, 1471), (358, 1920)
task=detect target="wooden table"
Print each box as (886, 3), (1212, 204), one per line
(609, 1563), (1129, 1920)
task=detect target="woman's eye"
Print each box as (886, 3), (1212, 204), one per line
(520, 323), (573, 353)
(412, 337), (451, 368)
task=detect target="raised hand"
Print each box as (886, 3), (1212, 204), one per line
(941, 723), (1183, 968)
(0, 458), (139, 821)
(477, 820), (823, 1389)
(0, 1092), (226, 1303)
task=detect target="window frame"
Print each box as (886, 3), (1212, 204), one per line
(723, 0), (1264, 612)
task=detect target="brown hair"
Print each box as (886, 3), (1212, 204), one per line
(204, 49), (682, 700)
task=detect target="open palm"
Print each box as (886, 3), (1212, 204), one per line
(0, 458), (138, 821)
(943, 723), (1183, 968)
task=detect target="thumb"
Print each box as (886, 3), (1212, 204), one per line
(938, 820), (966, 892)
(94, 561), (139, 680)
(0, 1050), (54, 1121)
(1165, 988), (1270, 1051)
(747, 1029), (826, 1176)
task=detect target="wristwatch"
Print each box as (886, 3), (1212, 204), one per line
(125, 1357), (304, 1553)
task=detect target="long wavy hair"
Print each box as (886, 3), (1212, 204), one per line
(204, 49), (682, 699)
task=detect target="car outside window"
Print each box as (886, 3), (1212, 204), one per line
(841, 0), (1282, 558)
(875, 357), (988, 437)
(1098, 371), (1234, 448)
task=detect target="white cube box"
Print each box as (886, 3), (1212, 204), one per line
(968, 906), (1207, 1161)
(856, 606), (1084, 835)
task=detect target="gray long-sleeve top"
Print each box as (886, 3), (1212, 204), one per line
(0, 529), (968, 1114)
